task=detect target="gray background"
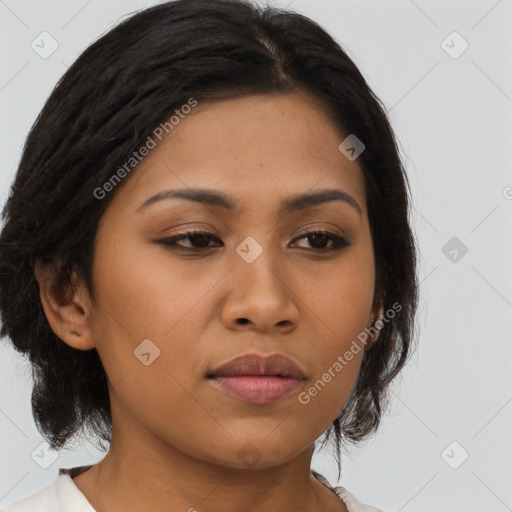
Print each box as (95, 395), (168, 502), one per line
(1, 1), (511, 511)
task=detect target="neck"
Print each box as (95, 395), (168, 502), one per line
(72, 389), (345, 512)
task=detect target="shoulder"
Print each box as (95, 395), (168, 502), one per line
(331, 486), (385, 512)
(1, 479), (59, 512)
(2, 466), (95, 512)
(312, 470), (385, 512)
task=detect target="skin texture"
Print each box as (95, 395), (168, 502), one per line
(35, 90), (383, 512)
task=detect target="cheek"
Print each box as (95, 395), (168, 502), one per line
(88, 235), (226, 411)
(296, 354), (362, 437)
(88, 253), (216, 443)
(295, 284), (370, 436)
(295, 240), (374, 420)
(90, 232), (221, 343)
(308, 240), (375, 346)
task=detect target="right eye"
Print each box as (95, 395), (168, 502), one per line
(157, 230), (223, 251)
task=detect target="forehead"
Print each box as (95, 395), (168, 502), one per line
(105, 91), (367, 217)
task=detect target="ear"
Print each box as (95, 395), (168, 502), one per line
(364, 301), (385, 351)
(34, 258), (95, 350)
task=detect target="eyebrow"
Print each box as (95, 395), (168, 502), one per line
(136, 187), (362, 219)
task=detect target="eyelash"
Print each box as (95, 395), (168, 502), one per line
(157, 229), (351, 254)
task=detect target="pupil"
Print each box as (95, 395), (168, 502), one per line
(309, 234), (328, 249)
(192, 234), (210, 247)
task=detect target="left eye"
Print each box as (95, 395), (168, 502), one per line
(289, 230), (351, 251)
(157, 230), (350, 252)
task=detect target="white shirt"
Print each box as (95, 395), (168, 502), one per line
(1, 467), (384, 512)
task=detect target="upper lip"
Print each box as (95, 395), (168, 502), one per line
(208, 353), (305, 380)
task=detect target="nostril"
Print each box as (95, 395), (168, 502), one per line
(237, 318), (250, 325)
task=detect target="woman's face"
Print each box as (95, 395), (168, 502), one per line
(85, 90), (377, 468)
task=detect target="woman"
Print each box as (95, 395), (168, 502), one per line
(0, 1), (419, 510)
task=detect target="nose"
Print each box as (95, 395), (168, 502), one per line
(220, 248), (300, 334)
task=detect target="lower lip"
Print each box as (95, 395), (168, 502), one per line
(210, 376), (302, 404)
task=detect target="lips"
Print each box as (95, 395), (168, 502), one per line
(207, 353), (306, 404)
(208, 353), (305, 380)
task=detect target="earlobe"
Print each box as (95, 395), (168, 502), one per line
(365, 304), (385, 351)
(34, 259), (96, 351)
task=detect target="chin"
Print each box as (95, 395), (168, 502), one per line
(199, 438), (309, 471)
